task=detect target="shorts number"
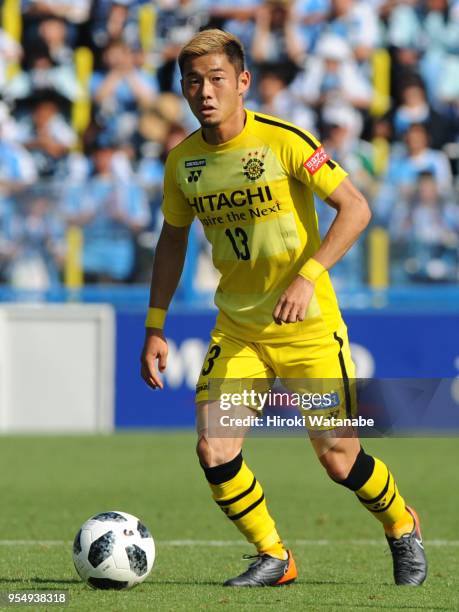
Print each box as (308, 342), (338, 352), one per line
(225, 227), (250, 260)
(201, 345), (221, 376)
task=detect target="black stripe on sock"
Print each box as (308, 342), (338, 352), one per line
(357, 469), (391, 505)
(202, 452), (243, 485)
(254, 114), (336, 169)
(333, 331), (352, 419)
(228, 493), (265, 521)
(216, 477), (257, 507)
(337, 447), (376, 491)
(371, 491), (397, 513)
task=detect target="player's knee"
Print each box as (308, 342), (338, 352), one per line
(196, 434), (244, 470)
(196, 436), (212, 467)
(196, 435), (233, 468)
(325, 446), (376, 489)
(322, 456), (352, 482)
(319, 448), (358, 482)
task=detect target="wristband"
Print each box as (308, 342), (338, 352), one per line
(298, 258), (326, 284)
(145, 307), (167, 329)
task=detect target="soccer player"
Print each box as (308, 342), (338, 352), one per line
(141, 29), (427, 587)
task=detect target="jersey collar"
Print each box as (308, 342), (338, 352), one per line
(198, 109), (254, 152)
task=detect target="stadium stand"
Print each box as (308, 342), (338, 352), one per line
(0, 0), (458, 294)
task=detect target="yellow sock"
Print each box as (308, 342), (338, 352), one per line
(384, 508), (415, 538)
(258, 531), (288, 560)
(207, 458), (286, 559)
(355, 457), (407, 528)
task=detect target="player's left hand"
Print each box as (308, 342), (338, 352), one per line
(272, 275), (314, 325)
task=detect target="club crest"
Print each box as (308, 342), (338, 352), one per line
(242, 151), (266, 181)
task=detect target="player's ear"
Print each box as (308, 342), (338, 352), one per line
(180, 78), (185, 96)
(238, 70), (251, 96)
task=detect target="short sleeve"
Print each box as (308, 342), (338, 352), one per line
(162, 153), (194, 227)
(283, 129), (348, 201)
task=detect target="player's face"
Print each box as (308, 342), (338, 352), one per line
(181, 53), (250, 128)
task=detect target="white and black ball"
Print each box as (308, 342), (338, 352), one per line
(73, 511), (155, 590)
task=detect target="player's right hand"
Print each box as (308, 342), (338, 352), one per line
(140, 330), (168, 390)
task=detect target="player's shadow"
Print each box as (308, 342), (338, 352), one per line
(32, 577), (81, 585)
(0, 577), (80, 585)
(327, 606), (448, 611)
(302, 579), (376, 586)
(155, 580), (226, 586)
(156, 579), (402, 588)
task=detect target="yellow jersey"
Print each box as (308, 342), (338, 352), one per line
(162, 109), (347, 341)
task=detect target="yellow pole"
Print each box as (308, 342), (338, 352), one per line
(372, 136), (390, 176)
(368, 227), (389, 289)
(2, 0), (21, 41)
(65, 226), (83, 289)
(72, 47), (94, 138)
(138, 4), (156, 54)
(2, 0), (21, 79)
(371, 49), (391, 117)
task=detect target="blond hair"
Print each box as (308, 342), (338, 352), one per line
(178, 29), (245, 76)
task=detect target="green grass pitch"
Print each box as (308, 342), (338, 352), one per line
(0, 433), (457, 611)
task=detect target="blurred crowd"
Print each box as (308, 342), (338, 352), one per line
(0, 0), (458, 294)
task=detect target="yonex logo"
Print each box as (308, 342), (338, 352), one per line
(187, 170), (202, 183)
(185, 158), (206, 168)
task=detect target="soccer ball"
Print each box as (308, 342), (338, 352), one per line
(73, 511), (155, 590)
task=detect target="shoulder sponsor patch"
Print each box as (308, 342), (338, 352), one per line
(303, 146), (329, 175)
(185, 158), (206, 168)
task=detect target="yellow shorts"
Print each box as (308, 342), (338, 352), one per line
(196, 321), (357, 424)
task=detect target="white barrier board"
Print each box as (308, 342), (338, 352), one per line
(0, 304), (115, 433)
